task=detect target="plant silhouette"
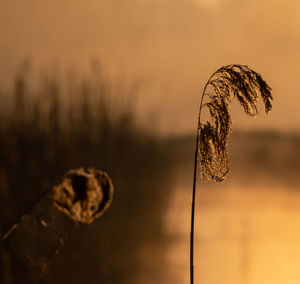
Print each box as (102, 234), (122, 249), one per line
(190, 64), (273, 284)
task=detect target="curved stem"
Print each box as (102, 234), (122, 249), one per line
(189, 64), (272, 283)
(190, 68), (220, 284)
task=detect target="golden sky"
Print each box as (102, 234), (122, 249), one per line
(1, 0), (300, 134)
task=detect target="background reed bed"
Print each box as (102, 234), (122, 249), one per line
(0, 64), (174, 284)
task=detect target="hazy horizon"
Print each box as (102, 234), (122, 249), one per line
(1, 0), (299, 134)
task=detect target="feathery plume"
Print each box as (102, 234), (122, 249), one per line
(198, 64), (272, 182)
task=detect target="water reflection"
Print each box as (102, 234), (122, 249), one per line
(164, 183), (300, 284)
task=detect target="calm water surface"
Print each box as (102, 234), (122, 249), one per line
(142, 179), (300, 284)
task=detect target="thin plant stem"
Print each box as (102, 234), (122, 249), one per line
(190, 70), (217, 284)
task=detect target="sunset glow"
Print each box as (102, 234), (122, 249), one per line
(0, 0), (300, 134)
(0, 1), (299, 284)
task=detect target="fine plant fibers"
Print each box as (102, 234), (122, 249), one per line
(190, 64), (273, 284)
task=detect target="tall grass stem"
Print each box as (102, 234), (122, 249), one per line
(190, 70), (218, 284)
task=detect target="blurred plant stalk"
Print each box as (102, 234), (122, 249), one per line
(1, 168), (113, 268)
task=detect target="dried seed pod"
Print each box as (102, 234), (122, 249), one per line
(2, 168), (113, 267)
(50, 168), (113, 224)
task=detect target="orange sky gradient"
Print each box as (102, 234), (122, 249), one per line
(1, 0), (299, 135)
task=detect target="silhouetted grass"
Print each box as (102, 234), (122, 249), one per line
(0, 65), (173, 284)
(190, 65), (273, 284)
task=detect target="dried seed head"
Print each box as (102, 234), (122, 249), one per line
(199, 65), (273, 182)
(50, 167), (113, 224)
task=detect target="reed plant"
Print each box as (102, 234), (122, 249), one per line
(190, 64), (273, 284)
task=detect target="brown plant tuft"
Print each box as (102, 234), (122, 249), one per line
(198, 64), (273, 182)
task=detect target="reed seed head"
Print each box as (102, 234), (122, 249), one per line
(199, 64), (273, 182)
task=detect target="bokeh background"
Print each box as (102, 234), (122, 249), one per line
(1, 0), (300, 283)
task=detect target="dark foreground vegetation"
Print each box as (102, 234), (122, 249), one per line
(0, 65), (174, 284)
